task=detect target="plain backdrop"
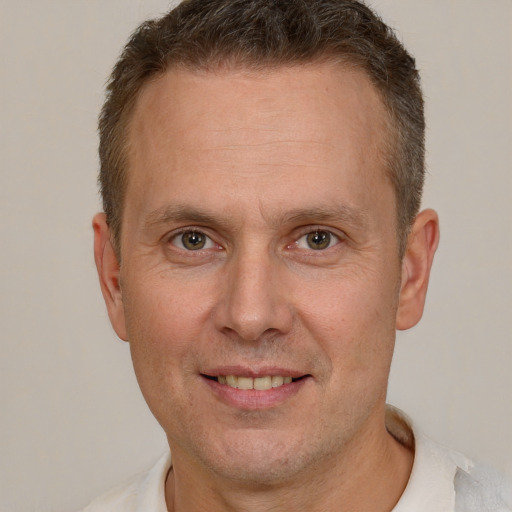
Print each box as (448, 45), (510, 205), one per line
(1, 1), (511, 511)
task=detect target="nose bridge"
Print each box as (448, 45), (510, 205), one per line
(215, 241), (292, 341)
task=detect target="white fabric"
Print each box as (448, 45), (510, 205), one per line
(81, 407), (511, 511)
(82, 451), (170, 512)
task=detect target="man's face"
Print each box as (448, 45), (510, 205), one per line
(113, 63), (404, 482)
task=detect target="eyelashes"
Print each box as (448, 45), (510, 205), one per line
(295, 230), (340, 251)
(170, 230), (217, 251)
(167, 228), (343, 253)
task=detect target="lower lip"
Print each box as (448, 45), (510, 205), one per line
(202, 376), (309, 410)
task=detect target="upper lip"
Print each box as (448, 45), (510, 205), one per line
(201, 366), (308, 379)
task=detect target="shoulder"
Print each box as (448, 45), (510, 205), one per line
(413, 423), (512, 511)
(387, 406), (512, 512)
(81, 472), (142, 512)
(454, 461), (512, 512)
(79, 452), (171, 512)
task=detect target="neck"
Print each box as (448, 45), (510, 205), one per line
(165, 410), (414, 512)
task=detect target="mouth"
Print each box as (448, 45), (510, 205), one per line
(204, 374), (304, 390)
(201, 371), (310, 409)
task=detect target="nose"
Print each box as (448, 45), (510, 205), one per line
(212, 248), (293, 342)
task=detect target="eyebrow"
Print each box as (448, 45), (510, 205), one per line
(279, 205), (370, 229)
(143, 204), (226, 231)
(143, 203), (370, 232)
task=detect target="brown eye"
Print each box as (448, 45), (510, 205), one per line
(180, 231), (207, 250)
(306, 231), (332, 250)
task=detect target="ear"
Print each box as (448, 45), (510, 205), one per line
(93, 213), (128, 341)
(396, 209), (440, 331)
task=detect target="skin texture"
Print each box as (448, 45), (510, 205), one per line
(94, 62), (439, 511)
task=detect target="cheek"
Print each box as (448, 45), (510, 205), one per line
(121, 282), (207, 435)
(124, 266), (214, 340)
(295, 267), (399, 371)
(121, 276), (207, 392)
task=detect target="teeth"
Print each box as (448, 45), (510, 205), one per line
(237, 376), (254, 390)
(226, 375), (237, 388)
(271, 376), (284, 387)
(218, 375), (295, 390)
(254, 376), (272, 390)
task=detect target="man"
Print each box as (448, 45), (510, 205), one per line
(88, 0), (511, 510)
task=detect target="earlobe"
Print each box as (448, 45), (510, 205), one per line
(93, 213), (128, 341)
(396, 209), (440, 331)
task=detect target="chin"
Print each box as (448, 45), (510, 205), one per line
(190, 428), (334, 487)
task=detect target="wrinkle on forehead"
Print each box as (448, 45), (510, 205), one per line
(204, 139), (341, 151)
(127, 62), (389, 168)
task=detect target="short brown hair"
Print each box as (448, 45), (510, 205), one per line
(99, 0), (424, 257)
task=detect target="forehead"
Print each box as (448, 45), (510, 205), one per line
(129, 61), (388, 151)
(124, 62), (393, 226)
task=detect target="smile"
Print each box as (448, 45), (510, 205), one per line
(202, 372), (309, 409)
(217, 375), (293, 390)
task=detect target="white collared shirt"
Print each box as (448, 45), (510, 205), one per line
(81, 407), (512, 512)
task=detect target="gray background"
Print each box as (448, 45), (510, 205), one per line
(1, 1), (511, 511)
